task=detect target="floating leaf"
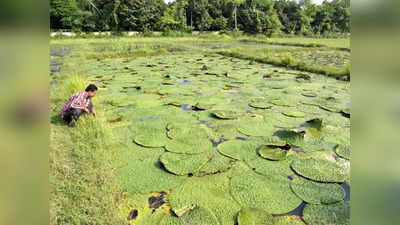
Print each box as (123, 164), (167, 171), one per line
(181, 207), (221, 225)
(217, 140), (259, 161)
(237, 208), (274, 225)
(282, 110), (306, 118)
(336, 144), (350, 160)
(249, 98), (272, 109)
(258, 145), (288, 161)
(303, 201), (350, 225)
(290, 177), (345, 204)
(211, 110), (241, 119)
(117, 157), (185, 194)
(273, 216), (305, 225)
(169, 173), (240, 225)
(160, 152), (211, 176)
(237, 122), (275, 137)
(291, 158), (347, 182)
(230, 162), (302, 214)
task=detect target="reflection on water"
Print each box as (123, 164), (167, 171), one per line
(341, 182), (351, 201)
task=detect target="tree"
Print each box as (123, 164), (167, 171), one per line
(226, 0), (246, 30)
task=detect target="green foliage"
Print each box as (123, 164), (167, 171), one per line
(282, 54), (296, 66)
(160, 152), (211, 176)
(237, 208), (274, 225)
(290, 177), (345, 204)
(274, 216), (305, 225)
(217, 140), (260, 161)
(258, 145), (288, 161)
(169, 173), (241, 225)
(291, 158), (347, 182)
(50, 0), (350, 35)
(303, 201), (350, 225)
(230, 162), (303, 214)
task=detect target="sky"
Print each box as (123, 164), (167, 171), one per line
(164, 0), (328, 4)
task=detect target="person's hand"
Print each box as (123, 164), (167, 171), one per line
(83, 108), (89, 113)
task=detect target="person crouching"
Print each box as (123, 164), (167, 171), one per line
(60, 84), (98, 126)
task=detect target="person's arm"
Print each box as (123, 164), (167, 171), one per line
(88, 101), (96, 116)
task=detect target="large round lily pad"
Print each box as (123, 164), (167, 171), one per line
(159, 215), (183, 225)
(303, 201), (350, 225)
(134, 130), (169, 148)
(249, 98), (272, 109)
(247, 157), (293, 178)
(165, 139), (213, 154)
(181, 207), (221, 225)
(274, 216), (306, 225)
(196, 151), (234, 175)
(160, 152), (211, 176)
(269, 99), (297, 107)
(117, 157), (185, 194)
(237, 122), (275, 137)
(275, 129), (305, 146)
(282, 110), (306, 118)
(237, 208), (274, 225)
(336, 144), (350, 160)
(217, 140), (259, 161)
(290, 177), (345, 204)
(258, 145), (288, 161)
(291, 158), (347, 182)
(211, 110), (241, 119)
(230, 162), (302, 214)
(169, 173), (241, 225)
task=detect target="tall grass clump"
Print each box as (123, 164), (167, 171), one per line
(61, 75), (87, 100)
(281, 54), (296, 67)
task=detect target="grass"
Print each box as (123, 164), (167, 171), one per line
(217, 48), (350, 80)
(50, 76), (125, 225)
(238, 37), (350, 50)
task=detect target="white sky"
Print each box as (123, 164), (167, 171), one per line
(164, 0), (328, 4)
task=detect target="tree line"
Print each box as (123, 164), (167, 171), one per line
(50, 0), (350, 36)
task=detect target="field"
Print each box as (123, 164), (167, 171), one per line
(50, 36), (350, 225)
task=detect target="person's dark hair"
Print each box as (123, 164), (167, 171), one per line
(85, 84), (98, 92)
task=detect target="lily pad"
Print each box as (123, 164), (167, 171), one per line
(249, 98), (272, 109)
(273, 216), (306, 225)
(247, 157), (293, 178)
(269, 99), (297, 107)
(237, 208), (274, 225)
(117, 157), (185, 194)
(258, 145), (288, 161)
(275, 129), (305, 146)
(159, 215), (183, 225)
(134, 128), (169, 148)
(237, 122), (275, 137)
(181, 207), (221, 225)
(230, 162), (302, 214)
(211, 110), (241, 119)
(301, 91), (317, 98)
(134, 129), (169, 148)
(291, 158), (347, 182)
(336, 144), (350, 160)
(290, 177), (345, 204)
(303, 201), (350, 225)
(217, 140), (259, 161)
(282, 110), (306, 118)
(169, 173), (241, 225)
(196, 151), (234, 175)
(160, 152), (211, 176)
